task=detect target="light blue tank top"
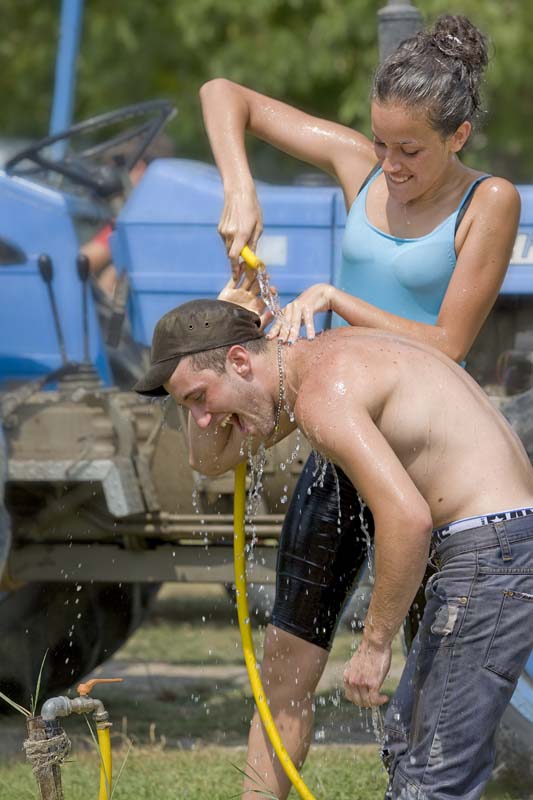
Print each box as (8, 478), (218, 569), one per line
(334, 168), (489, 327)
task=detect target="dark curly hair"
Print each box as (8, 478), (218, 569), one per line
(372, 15), (489, 138)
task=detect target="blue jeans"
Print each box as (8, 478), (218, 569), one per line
(382, 516), (533, 799)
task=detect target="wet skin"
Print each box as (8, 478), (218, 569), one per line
(171, 329), (533, 528)
(197, 73), (522, 790)
(167, 329), (533, 706)
(201, 78), (519, 365)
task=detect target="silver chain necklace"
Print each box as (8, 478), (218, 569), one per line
(273, 340), (285, 435)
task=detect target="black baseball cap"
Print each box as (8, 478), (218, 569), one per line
(133, 299), (263, 397)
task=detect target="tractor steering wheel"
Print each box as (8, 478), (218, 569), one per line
(5, 99), (176, 198)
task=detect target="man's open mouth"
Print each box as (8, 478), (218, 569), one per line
(220, 413), (246, 432)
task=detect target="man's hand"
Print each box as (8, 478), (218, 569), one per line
(217, 268), (274, 329)
(343, 637), (391, 708)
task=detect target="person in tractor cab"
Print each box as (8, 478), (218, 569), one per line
(80, 132), (175, 297)
(79, 133), (175, 388)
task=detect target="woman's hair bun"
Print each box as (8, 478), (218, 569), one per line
(372, 14), (490, 136)
(431, 14), (488, 76)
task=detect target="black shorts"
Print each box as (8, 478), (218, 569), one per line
(271, 452), (375, 650)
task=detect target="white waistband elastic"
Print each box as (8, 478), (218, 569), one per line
(433, 506), (533, 542)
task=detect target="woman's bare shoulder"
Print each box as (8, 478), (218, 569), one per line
(473, 175), (521, 212)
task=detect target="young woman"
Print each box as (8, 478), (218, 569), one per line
(200, 15), (520, 799)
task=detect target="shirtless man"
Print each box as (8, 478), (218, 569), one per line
(134, 299), (533, 799)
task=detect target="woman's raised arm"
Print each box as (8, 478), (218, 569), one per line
(199, 78), (375, 273)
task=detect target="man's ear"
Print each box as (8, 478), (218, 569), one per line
(449, 121), (471, 153)
(227, 345), (252, 377)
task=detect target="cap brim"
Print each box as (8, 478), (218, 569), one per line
(132, 356), (180, 396)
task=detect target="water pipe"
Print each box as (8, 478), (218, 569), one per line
(41, 677), (122, 800)
(234, 249), (317, 800)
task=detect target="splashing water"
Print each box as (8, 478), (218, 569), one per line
(191, 487), (200, 515)
(371, 706), (385, 745)
(357, 492), (375, 581)
(330, 462), (343, 536)
(279, 428), (301, 474)
(311, 449), (330, 489)
(246, 439), (267, 529)
(245, 439), (269, 598)
(257, 269), (282, 320)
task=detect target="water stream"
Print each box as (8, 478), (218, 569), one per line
(257, 268), (282, 320)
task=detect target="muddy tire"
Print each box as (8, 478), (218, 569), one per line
(0, 581), (158, 711)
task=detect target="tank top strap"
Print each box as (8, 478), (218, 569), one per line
(454, 174), (492, 234)
(356, 163), (382, 198)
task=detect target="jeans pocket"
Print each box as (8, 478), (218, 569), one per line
(484, 590), (533, 683)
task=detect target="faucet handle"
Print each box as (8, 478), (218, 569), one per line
(77, 678), (123, 696)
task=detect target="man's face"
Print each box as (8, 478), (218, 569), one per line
(166, 351), (278, 440)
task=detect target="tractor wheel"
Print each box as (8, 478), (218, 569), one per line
(0, 581), (158, 711)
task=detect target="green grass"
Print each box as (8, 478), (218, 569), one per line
(0, 745), (520, 800)
(0, 584), (526, 799)
(0, 744), (388, 800)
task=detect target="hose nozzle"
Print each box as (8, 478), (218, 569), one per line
(240, 245), (264, 271)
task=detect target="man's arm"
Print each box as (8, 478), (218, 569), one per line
(298, 395), (433, 706)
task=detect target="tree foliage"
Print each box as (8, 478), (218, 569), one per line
(1, 0), (531, 182)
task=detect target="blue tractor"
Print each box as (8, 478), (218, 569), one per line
(0, 0), (532, 787)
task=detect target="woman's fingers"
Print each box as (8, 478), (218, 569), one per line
(241, 268), (259, 291)
(266, 317), (282, 340)
(228, 231), (249, 264)
(268, 300), (312, 344)
(260, 308), (274, 331)
(302, 306), (316, 340)
(250, 222), (262, 258)
(217, 190), (263, 278)
(266, 300), (300, 342)
(287, 305), (303, 344)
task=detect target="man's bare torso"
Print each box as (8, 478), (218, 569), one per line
(291, 327), (533, 528)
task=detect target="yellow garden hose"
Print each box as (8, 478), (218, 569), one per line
(240, 244), (264, 271)
(97, 726), (112, 800)
(77, 678), (120, 800)
(233, 249), (317, 798)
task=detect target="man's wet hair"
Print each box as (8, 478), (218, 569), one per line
(372, 14), (489, 138)
(190, 336), (268, 374)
